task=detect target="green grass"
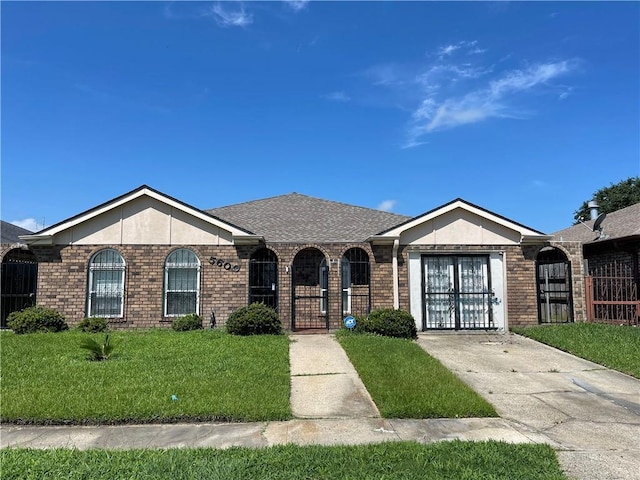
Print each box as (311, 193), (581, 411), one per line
(512, 323), (640, 378)
(0, 329), (291, 424)
(337, 333), (497, 418)
(0, 441), (567, 479)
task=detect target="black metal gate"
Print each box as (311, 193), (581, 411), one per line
(536, 248), (573, 324)
(292, 248), (328, 330)
(249, 248), (278, 310)
(1, 249), (38, 327)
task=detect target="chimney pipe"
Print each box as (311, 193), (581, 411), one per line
(587, 200), (600, 220)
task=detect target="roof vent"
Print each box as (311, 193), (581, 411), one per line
(587, 200), (600, 220)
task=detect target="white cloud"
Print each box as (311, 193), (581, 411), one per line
(322, 91), (350, 102)
(438, 44), (460, 57)
(377, 200), (397, 212)
(408, 58), (578, 141)
(209, 2), (253, 28)
(11, 218), (39, 232)
(285, 0), (310, 12)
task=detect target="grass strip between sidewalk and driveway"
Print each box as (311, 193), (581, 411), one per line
(1, 329), (291, 424)
(337, 332), (497, 418)
(512, 323), (640, 378)
(1, 441), (567, 480)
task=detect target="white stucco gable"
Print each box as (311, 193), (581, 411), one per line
(20, 185), (263, 246)
(369, 198), (550, 246)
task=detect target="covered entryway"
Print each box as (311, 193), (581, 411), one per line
(1, 248), (38, 327)
(292, 248), (328, 331)
(249, 248), (278, 310)
(422, 255), (496, 330)
(536, 247), (573, 323)
(341, 248), (371, 317)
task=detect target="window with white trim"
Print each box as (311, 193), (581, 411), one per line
(88, 249), (125, 318)
(164, 249), (200, 316)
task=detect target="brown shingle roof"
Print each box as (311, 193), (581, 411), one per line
(207, 193), (411, 243)
(1, 220), (33, 244)
(553, 202), (640, 244)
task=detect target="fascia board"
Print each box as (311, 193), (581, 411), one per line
(32, 188), (249, 239)
(380, 201), (544, 239)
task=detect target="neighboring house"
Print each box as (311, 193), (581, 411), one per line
(1, 221), (37, 326)
(552, 202), (640, 325)
(19, 185), (552, 332)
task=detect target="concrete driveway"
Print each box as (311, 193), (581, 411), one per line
(417, 333), (640, 480)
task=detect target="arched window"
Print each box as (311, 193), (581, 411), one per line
(88, 249), (125, 318)
(164, 249), (200, 316)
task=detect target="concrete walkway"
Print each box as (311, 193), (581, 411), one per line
(417, 334), (640, 480)
(2, 332), (639, 480)
(289, 334), (379, 418)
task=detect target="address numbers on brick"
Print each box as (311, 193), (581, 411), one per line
(209, 256), (241, 272)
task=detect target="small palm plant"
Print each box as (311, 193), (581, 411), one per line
(80, 334), (116, 361)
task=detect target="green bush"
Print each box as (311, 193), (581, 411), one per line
(77, 317), (109, 333)
(171, 313), (203, 331)
(6, 305), (68, 334)
(354, 308), (417, 339)
(226, 303), (282, 336)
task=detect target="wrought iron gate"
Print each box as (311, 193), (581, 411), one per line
(249, 248), (278, 310)
(536, 248), (573, 324)
(291, 249), (328, 330)
(1, 249), (38, 327)
(585, 261), (639, 325)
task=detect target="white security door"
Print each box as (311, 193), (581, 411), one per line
(423, 255), (495, 330)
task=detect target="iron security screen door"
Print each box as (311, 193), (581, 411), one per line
(423, 255), (494, 330)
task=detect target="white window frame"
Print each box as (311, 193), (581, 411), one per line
(341, 257), (351, 314)
(164, 249), (201, 317)
(87, 249), (125, 318)
(319, 258), (328, 314)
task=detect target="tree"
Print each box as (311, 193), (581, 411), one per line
(573, 176), (640, 224)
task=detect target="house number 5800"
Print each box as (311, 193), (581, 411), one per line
(209, 256), (241, 272)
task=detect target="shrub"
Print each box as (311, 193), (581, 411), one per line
(6, 305), (68, 334)
(77, 317), (109, 333)
(172, 313), (203, 331)
(226, 303), (282, 336)
(354, 308), (417, 339)
(79, 334), (116, 361)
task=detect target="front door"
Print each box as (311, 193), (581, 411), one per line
(291, 248), (328, 330)
(422, 255), (494, 330)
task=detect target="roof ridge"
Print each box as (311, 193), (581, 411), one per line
(208, 192), (411, 218)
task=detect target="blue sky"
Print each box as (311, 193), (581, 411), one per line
(2, 1), (639, 234)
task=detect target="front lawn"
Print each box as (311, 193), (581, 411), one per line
(1, 441), (567, 480)
(0, 329), (291, 424)
(512, 323), (640, 378)
(337, 332), (497, 418)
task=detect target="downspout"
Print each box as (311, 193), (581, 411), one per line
(392, 239), (400, 309)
